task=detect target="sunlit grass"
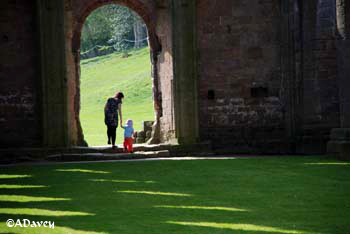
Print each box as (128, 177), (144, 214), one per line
(0, 208), (94, 216)
(117, 190), (193, 197)
(0, 174), (32, 179)
(0, 195), (70, 202)
(55, 169), (110, 174)
(90, 179), (156, 183)
(166, 221), (311, 234)
(155, 205), (248, 212)
(0, 185), (47, 189)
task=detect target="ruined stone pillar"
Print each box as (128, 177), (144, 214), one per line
(336, 0), (350, 128)
(36, 0), (69, 147)
(327, 0), (350, 159)
(171, 0), (199, 144)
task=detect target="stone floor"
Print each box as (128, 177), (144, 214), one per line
(0, 142), (214, 164)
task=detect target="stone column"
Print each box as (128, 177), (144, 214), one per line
(171, 0), (199, 144)
(280, 0), (303, 153)
(36, 0), (69, 147)
(336, 0), (350, 128)
(327, 0), (350, 159)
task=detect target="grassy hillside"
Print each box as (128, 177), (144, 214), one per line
(80, 47), (154, 146)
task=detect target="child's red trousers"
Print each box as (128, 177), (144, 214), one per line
(123, 137), (133, 153)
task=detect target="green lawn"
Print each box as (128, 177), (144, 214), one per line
(0, 157), (349, 233)
(80, 47), (154, 146)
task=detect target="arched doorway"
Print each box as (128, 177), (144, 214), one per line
(67, 0), (163, 146)
(79, 4), (154, 146)
(38, 0), (198, 147)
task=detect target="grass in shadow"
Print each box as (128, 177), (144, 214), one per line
(166, 221), (311, 234)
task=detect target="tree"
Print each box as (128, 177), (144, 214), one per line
(80, 4), (148, 55)
(81, 5), (113, 52)
(133, 13), (147, 48)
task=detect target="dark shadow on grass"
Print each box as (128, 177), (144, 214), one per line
(304, 162), (350, 166)
(165, 221), (312, 234)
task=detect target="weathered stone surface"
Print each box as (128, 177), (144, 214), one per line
(327, 128), (350, 153)
(145, 130), (152, 142)
(0, 0), (349, 155)
(143, 121), (154, 132)
(197, 0), (284, 151)
(0, 0), (40, 147)
(339, 143), (350, 161)
(136, 137), (145, 144)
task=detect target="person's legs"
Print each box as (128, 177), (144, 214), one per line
(128, 138), (133, 153)
(111, 126), (117, 146)
(107, 126), (112, 144)
(125, 138), (133, 153)
(123, 139), (128, 152)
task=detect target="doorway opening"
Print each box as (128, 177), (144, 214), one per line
(79, 4), (154, 146)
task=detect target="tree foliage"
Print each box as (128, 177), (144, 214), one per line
(81, 4), (148, 54)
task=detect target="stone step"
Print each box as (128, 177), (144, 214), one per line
(0, 142), (213, 164)
(46, 150), (171, 162)
(70, 143), (173, 154)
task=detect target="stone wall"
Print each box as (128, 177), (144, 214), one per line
(0, 0), (41, 147)
(197, 0), (285, 152)
(0, 0), (345, 154)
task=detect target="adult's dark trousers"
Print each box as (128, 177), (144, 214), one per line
(107, 125), (117, 145)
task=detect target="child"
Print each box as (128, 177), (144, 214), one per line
(121, 119), (134, 153)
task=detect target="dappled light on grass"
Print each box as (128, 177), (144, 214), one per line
(0, 222), (108, 234)
(0, 185), (47, 189)
(304, 162), (350, 166)
(0, 157), (349, 233)
(56, 169), (110, 174)
(0, 174), (32, 179)
(0, 208), (94, 216)
(117, 190), (193, 197)
(90, 179), (156, 183)
(155, 205), (248, 212)
(0, 195), (70, 202)
(166, 221), (311, 234)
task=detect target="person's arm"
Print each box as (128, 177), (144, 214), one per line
(104, 100), (108, 124)
(118, 103), (122, 127)
(104, 100), (108, 112)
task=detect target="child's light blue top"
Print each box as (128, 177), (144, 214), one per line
(123, 126), (134, 138)
(122, 119), (134, 138)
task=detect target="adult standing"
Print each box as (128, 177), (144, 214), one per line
(104, 92), (124, 149)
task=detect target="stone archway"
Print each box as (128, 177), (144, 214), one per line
(37, 0), (199, 148)
(66, 0), (162, 146)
